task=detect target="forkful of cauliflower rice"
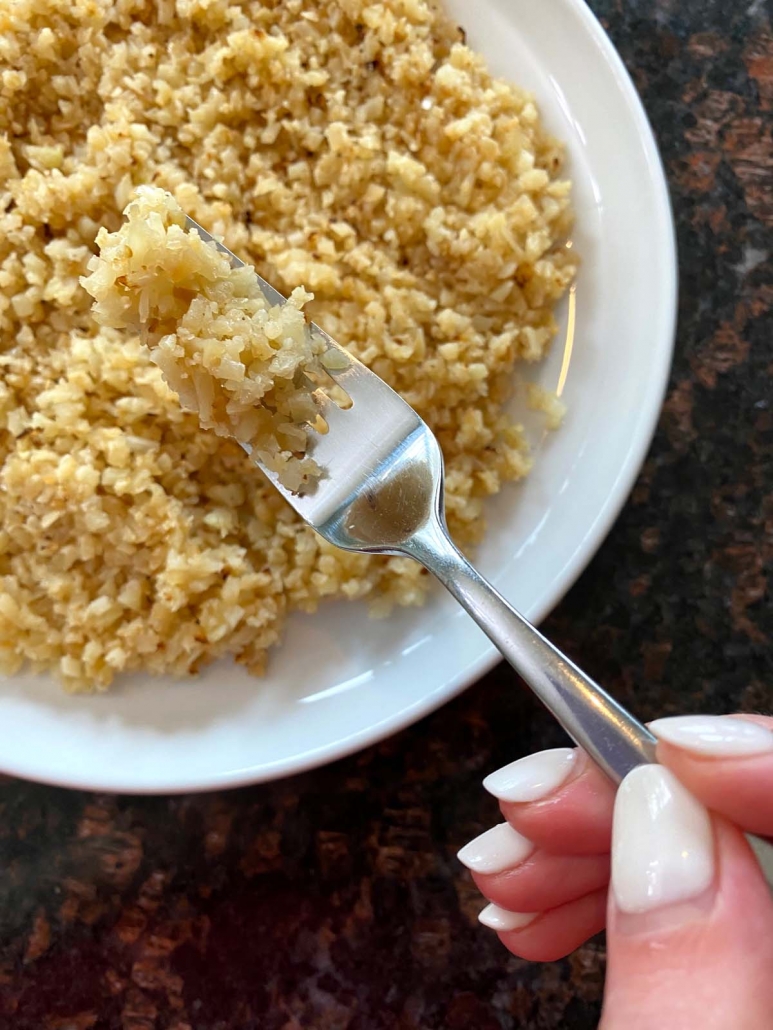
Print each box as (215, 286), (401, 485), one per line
(82, 186), (346, 493)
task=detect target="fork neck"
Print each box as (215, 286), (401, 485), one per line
(401, 516), (658, 784)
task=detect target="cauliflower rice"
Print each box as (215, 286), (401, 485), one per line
(84, 186), (337, 492)
(0, 0), (576, 691)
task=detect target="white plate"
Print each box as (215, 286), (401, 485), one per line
(0, 0), (676, 793)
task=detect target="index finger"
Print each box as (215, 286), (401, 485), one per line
(652, 714), (773, 840)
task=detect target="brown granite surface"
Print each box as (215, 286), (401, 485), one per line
(1, 1), (772, 1027)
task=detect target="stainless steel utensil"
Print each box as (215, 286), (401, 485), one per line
(185, 215), (772, 896)
(188, 215), (659, 784)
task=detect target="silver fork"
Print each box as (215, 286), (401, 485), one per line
(187, 216), (658, 785)
(188, 218), (773, 881)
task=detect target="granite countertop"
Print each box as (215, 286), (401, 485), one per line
(1, 2), (771, 1027)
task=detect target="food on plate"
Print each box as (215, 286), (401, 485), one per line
(0, 0), (575, 691)
(83, 186), (338, 493)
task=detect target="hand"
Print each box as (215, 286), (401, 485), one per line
(458, 714), (773, 1029)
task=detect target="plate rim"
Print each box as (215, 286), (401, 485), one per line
(0, 0), (677, 794)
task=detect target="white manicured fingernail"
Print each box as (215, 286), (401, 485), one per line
(612, 765), (714, 915)
(478, 904), (538, 932)
(483, 748), (577, 802)
(457, 823), (534, 874)
(650, 715), (773, 757)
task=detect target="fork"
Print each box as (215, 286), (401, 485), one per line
(187, 216), (662, 785)
(188, 217), (773, 878)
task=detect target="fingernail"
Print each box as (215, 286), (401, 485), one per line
(612, 765), (714, 915)
(478, 903), (538, 932)
(457, 822), (534, 874)
(483, 748), (577, 802)
(650, 715), (773, 757)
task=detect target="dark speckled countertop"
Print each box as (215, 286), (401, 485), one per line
(2, 2), (772, 1027)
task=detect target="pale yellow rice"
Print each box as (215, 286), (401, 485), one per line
(83, 185), (338, 492)
(0, 0), (576, 691)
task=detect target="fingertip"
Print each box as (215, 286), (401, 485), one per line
(482, 747), (578, 804)
(492, 888), (608, 962)
(499, 753), (616, 856)
(650, 714), (773, 758)
(478, 903), (538, 932)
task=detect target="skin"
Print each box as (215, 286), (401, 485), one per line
(469, 714), (773, 1029)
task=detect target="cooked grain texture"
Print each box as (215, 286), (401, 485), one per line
(0, 0), (575, 690)
(83, 186), (334, 492)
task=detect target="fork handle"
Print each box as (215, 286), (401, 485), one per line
(405, 519), (773, 886)
(407, 519), (658, 784)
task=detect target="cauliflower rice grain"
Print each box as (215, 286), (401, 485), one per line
(0, 0), (576, 691)
(83, 186), (337, 493)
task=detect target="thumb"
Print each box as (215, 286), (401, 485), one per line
(600, 765), (773, 1030)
